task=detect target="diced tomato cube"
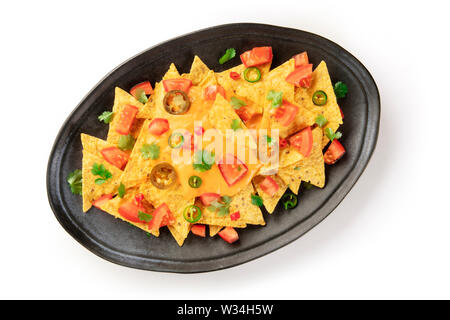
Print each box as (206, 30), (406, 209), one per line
(191, 225), (206, 237)
(240, 46), (273, 68)
(130, 81), (153, 98)
(204, 85), (226, 100)
(285, 64), (313, 88)
(235, 105), (256, 123)
(324, 139), (346, 165)
(118, 200), (143, 223)
(92, 194), (113, 209)
(218, 227), (239, 244)
(148, 118), (169, 135)
(293, 52), (309, 68)
(100, 147), (129, 170)
(273, 101), (299, 126)
(149, 203), (174, 231)
(230, 211), (240, 221)
(259, 176), (279, 197)
(218, 154), (249, 187)
(289, 127), (313, 157)
(162, 79), (192, 93)
(279, 137), (288, 149)
(199, 193), (221, 206)
(115, 104), (139, 135)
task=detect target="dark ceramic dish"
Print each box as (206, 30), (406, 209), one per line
(47, 23), (380, 273)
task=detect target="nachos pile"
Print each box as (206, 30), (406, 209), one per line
(68, 47), (347, 246)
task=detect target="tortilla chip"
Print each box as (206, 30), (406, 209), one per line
(279, 127), (325, 189)
(253, 175), (288, 214)
(198, 183), (264, 227)
(294, 61), (343, 147)
(198, 70), (217, 88)
(163, 63), (181, 80)
(138, 181), (193, 246)
(81, 133), (111, 155)
(81, 151), (123, 212)
(189, 56), (212, 85)
(209, 225), (223, 237)
(206, 93), (248, 133)
(98, 188), (159, 237)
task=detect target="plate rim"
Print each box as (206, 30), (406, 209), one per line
(47, 23), (380, 273)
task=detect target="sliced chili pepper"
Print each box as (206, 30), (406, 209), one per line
(150, 163), (177, 189)
(312, 90), (328, 106)
(281, 193), (298, 210)
(183, 205), (202, 223)
(188, 175), (202, 188)
(163, 90), (191, 115)
(168, 132), (184, 149)
(243, 67), (261, 83)
(230, 71), (240, 80)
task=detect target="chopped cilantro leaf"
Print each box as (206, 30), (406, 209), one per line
(98, 111), (114, 124)
(219, 48), (236, 65)
(251, 194), (264, 207)
(67, 169), (82, 195)
(91, 163), (112, 185)
(141, 143), (160, 160)
(315, 114), (328, 128)
(267, 90), (283, 108)
(334, 81), (348, 99)
(135, 88), (148, 104)
(138, 211), (153, 222)
(231, 119), (242, 131)
(324, 128), (342, 141)
(193, 150), (215, 172)
(207, 196), (232, 217)
(230, 96), (246, 109)
(118, 183), (126, 198)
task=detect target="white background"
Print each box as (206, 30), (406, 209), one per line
(0, 0), (448, 299)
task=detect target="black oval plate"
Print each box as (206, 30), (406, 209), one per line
(47, 23), (379, 273)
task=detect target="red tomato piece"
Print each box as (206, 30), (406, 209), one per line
(240, 46), (273, 68)
(118, 200), (143, 223)
(279, 137), (288, 149)
(130, 81), (153, 98)
(285, 64), (313, 88)
(92, 194), (113, 209)
(204, 85), (226, 100)
(162, 79), (192, 93)
(149, 203), (174, 231)
(293, 52), (309, 68)
(230, 211), (240, 221)
(259, 176), (279, 197)
(148, 118), (169, 136)
(324, 139), (346, 165)
(191, 225), (206, 237)
(100, 147), (129, 170)
(218, 227), (239, 244)
(230, 71), (240, 80)
(199, 193), (221, 206)
(134, 193), (144, 205)
(115, 104), (139, 135)
(218, 154), (249, 187)
(339, 107), (344, 119)
(289, 127), (313, 157)
(235, 105), (256, 123)
(273, 101), (299, 126)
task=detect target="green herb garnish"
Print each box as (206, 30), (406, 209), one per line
(91, 163), (112, 185)
(193, 150), (215, 172)
(231, 119), (242, 131)
(315, 114), (328, 128)
(135, 88), (148, 104)
(138, 211), (153, 222)
(98, 111), (114, 124)
(325, 128), (342, 142)
(207, 196), (232, 217)
(267, 90), (283, 108)
(141, 143), (160, 160)
(230, 96), (246, 109)
(67, 169), (82, 195)
(219, 48), (236, 65)
(251, 194), (264, 207)
(118, 134), (135, 151)
(334, 81), (348, 99)
(118, 183), (126, 198)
